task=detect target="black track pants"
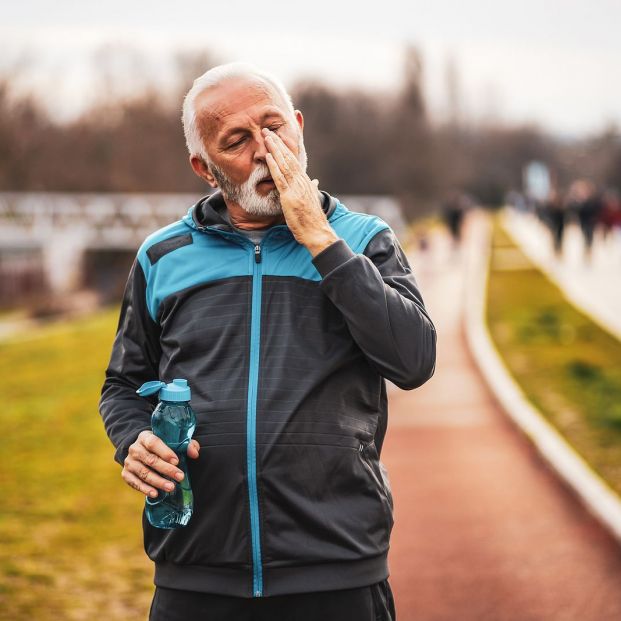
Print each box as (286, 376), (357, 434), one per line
(149, 579), (396, 621)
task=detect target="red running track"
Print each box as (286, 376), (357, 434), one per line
(382, 218), (621, 621)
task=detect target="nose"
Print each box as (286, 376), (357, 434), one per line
(253, 130), (268, 163)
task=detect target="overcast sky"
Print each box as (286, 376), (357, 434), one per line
(2, 0), (620, 136)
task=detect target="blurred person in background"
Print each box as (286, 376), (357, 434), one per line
(441, 189), (471, 253)
(599, 188), (621, 258)
(566, 179), (603, 262)
(99, 62), (437, 621)
(542, 187), (567, 257)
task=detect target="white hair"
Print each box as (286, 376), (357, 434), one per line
(182, 61), (296, 162)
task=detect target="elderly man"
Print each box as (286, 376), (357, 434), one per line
(99, 62), (436, 621)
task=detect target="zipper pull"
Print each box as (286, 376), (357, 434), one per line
(254, 244), (262, 263)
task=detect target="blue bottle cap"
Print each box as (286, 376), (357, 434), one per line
(137, 379), (191, 402)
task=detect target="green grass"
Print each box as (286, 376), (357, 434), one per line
(0, 308), (154, 620)
(486, 219), (621, 495)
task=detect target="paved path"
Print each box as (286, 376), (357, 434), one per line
(383, 215), (621, 621)
(502, 208), (621, 340)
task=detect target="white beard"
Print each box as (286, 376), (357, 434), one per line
(209, 133), (308, 217)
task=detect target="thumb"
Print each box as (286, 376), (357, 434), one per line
(311, 178), (320, 188)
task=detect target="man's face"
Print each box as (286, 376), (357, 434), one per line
(195, 78), (308, 216)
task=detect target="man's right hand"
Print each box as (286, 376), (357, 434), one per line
(121, 430), (200, 498)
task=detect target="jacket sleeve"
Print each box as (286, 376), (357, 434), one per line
(311, 228), (437, 390)
(99, 257), (162, 466)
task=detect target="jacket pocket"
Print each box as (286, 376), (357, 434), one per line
(260, 440), (391, 565)
(358, 441), (394, 533)
(143, 437), (251, 568)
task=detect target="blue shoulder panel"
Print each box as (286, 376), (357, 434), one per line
(262, 199), (390, 280)
(330, 200), (391, 253)
(137, 221), (253, 321)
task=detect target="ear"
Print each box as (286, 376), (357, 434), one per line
(294, 110), (304, 134)
(190, 155), (218, 188)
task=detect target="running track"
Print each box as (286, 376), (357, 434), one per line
(382, 217), (621, 621)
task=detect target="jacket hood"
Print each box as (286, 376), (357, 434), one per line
(182, 189), (339, 232)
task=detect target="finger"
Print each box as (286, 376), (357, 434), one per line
(187, 439), (201, 459)
(271, 132), (300, 173)
(138, 430), (178, 465)
(126, 456), (177, 493)
(264, 132), (295, 182)
(266, 129), (298, 166)
(312, 178), (319, 188)
(266, 153), (288, 190)
(129, 444), (184, 480)
(265, 134), (291, 178)
(121, 467), (160, 498)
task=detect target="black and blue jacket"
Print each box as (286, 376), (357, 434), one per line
(99, 189), (437, 598)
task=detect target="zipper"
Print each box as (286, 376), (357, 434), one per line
(358, 441), (379, 483)
(192, 223), (282, 598)
(248, 242), (264, 597)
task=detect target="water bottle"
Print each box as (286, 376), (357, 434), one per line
(136, 379), (197, 529)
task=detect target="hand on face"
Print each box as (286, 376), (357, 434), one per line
(262, 127), (339, 257)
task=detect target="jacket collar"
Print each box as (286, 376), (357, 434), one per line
(183, 189), (338, 232)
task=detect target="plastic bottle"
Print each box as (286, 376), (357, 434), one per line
(136, 379), (197, 529)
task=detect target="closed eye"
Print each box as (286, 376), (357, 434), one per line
(226, 123), (284, 149)
(226, 137), (247, 149)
